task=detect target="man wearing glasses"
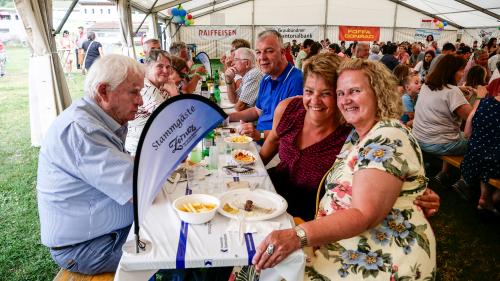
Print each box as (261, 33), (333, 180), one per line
(229, 30), (303, 141)
(225, 47), (263, 111)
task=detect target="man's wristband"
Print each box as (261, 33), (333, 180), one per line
(226, 80), (234, 85)
(260, 131), (265, 140)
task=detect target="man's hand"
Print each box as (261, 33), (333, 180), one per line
(414, 188), (440, 217)
(225, 67), (236, 83)
(238, 120), (261, 141)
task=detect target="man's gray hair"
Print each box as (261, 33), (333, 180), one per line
(257, 29), (283, 48)
(169, 41), (187, 56)
(371, 44), (380, 54)
(235, 47), (256, 67)
(84, 54), (145, 99)
(143, 38), (160, 53)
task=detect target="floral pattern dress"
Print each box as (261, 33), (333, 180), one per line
(305, 119), (436, 281)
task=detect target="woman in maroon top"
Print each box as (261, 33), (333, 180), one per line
(260, 53), (350, 220)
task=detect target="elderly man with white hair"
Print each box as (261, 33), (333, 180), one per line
(354, 42), (370, 59)
(224, 47), (264, 111)
(368, 44), (381, 61)
(36, 54), (144, 275)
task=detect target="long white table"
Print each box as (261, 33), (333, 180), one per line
(115, 139), (305, 280)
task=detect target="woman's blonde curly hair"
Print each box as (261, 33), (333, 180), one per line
(337, 59), (403, 119)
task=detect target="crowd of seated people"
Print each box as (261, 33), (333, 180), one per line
(36, 30), (500, 280)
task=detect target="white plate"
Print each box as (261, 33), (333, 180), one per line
(232, 149), (257, 165)
(224, 135), (253, 144)
(217, 189), (287, 221)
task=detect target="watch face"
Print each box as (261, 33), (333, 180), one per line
(297, 228), (305, 236)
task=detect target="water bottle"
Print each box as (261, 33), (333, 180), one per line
(213, 84), (221, 105)
(200, 76), (209, 99)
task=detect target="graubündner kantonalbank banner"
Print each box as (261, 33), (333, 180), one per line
(259, 26), (320, 41)
(132, 95), (226, 251)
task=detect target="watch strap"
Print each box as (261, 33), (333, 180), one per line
(295, 225), (308, 248)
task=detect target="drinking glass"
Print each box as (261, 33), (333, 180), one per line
(189, 145), (203, 164)
(208, 146), (219, 170)
(186, 165), (205, 192)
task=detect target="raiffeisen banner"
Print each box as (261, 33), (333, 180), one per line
(132, 95), (227, 251)
(339, 26), (380, 41)
(196, 26), (239, 40)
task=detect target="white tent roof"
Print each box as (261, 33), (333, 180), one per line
(128, 0), (500, 28)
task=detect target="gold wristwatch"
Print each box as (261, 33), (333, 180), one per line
(294, 226), (308, 248)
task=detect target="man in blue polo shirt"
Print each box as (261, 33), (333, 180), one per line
(229, 30), (303, 141)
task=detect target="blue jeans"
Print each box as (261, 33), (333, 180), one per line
(50, 225), (131, 275)
(419, 138), (468, 156)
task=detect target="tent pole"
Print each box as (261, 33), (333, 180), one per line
(151, 12), (159, 39)
(134, 0), (159, 36)
(171, 24), (181, 39)
(152, 0), (191, 13)
(392, 2), (398, 42)
(53, 0), (79, 35)
(251, 0), (255, 48)
(323, 0), (328, 40)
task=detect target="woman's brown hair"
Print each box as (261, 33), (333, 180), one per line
(425, 54), (466, 90)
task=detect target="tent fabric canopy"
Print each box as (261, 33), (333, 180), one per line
(14, 0), (72, 147)
(129, 0), (500, 28)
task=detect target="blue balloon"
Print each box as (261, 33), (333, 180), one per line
(171, 8), (179, 17)
(173, 15), (183, 23)
(179, 9), (187, 17)
(443, 21), (448, 26)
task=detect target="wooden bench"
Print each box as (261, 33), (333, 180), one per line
(53, 269), (115, 281)
(439, 155), (463, 169)
(440, 155), (500, 189)
(488, 178), (500, 189)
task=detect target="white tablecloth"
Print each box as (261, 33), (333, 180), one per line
(115, 143), (305, 281)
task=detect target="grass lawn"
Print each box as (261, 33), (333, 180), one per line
(0, 47), (499, 280)
(0, 47), (84, 280)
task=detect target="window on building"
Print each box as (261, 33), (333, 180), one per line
(84, 8), (87, 14)
(108, 9), (111, 14)
(15, 15), (19, 20)
(100, 9), (103, 14)
(92, 9), (95, 14)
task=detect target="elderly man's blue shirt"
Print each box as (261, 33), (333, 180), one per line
(37, 96), (134, 247)
(255, 63), (303, 130)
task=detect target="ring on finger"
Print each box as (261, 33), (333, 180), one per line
(266, 244), (275, 256)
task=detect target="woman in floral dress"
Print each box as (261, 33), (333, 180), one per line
(251, 59), (436, 280)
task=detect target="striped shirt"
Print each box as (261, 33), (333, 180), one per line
(37, 96), (134, 247)
(125, 79), (170, 155)
(237, 67), (263, 107)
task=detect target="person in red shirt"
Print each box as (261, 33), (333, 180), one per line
(284, 42), (294, 64)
